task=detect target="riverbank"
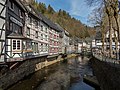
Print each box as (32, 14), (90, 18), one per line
(90, 56), (120, 90)
(0, 54), (77, 90)
(7, 55), (95, 90)
(83, 75), (100, 89)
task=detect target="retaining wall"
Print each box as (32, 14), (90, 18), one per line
(90, 57), (120, 90)
(0, 54), (76, 89)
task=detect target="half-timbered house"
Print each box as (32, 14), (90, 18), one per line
(0, 0), (6, 63)
(38, 13), (62, 55)
(0, 0), (69, 63)
(48, 22), (62, 55)
(6, 0), (26, 62)
(23, 3), (50, 57)
(22, 4), (41, 58)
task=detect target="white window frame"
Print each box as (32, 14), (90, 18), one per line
(41, 34), (43, 40)
(35, 31), (38, 38)
(12, 39), (21, 51)
(45, 27), (47, 33)
(26, 27), (30, 36)
(41, 25), (43, 31)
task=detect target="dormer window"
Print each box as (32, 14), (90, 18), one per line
(35, 20), (38, 28)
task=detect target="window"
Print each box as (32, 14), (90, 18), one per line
(112, 38), (115, 42)
(52, 41), (54, 45)
(41, 43), (43, 51)
(28, 16), (32, 23)
(41, 25), (43, 31)
(19, 10), (24, 18)
(57, 36), (59, 39)
(43, 44), (45, 52)
(46, 44), (48, 51)
(54, 35), (56, 39)
(13, 40), (16, 50)
(45, 35), (47, 41)
(26, 41), (32, 50)
(12, 40), (21, 50)
(36, 43), (39, 53)
(50, 40), (52, 45)
(18, 26), (22, 35)
(13, 24), (22, 34)
(41, 34), (43, 40)
(17, 41), (20, 49)
(35, 31), (38, 38)
(27, 27), (30, 36)
(9, 22), (13, 31)
(50, 33), (52, 38)
(35, 20), (38, 28)
(32, 42), (35, 51)
(45, 28), (47, 33)
(33, 19), (35, 24)
(9, 1), (14, 10)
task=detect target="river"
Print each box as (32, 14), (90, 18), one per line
(8, 56), (95, 90)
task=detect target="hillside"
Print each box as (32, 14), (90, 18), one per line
(32, 0), (96, 39)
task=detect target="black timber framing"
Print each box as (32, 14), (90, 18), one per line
(0, 0), (7, 63)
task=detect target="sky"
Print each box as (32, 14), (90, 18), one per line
(37, 0), (95, 25)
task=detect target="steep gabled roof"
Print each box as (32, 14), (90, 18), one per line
(21, 2), (40, 19)
(20, 1), (63, 32)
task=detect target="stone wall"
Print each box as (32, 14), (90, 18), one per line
(90, 57), (120, 90)
(0, 56), (47, 90)
(0, 54), (76, 89)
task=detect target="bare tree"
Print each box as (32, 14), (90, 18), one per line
(86, 0), (119, 58)
(88, 4), (107, 56)
(103, 0), (119, 58)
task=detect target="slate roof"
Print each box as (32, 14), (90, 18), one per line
(20, 1), (64, 32)
(14, 0), (26, 11)
(21, 3), (40, 19)
(30, 5), (62, 32)
(55, 23), (64, 32)
(38, 13), (62, 32)
(7, 32), (27, 39)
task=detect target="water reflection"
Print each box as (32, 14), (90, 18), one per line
(8, 56), (95, 90)
(69, 82), (95, 90)
(68, 56), (95, 90)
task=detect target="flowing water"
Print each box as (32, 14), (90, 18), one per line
(8, 56), (95, 90)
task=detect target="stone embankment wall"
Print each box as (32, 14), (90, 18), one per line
(0, 54), (77, 89)
(90, 57), (120, 90)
